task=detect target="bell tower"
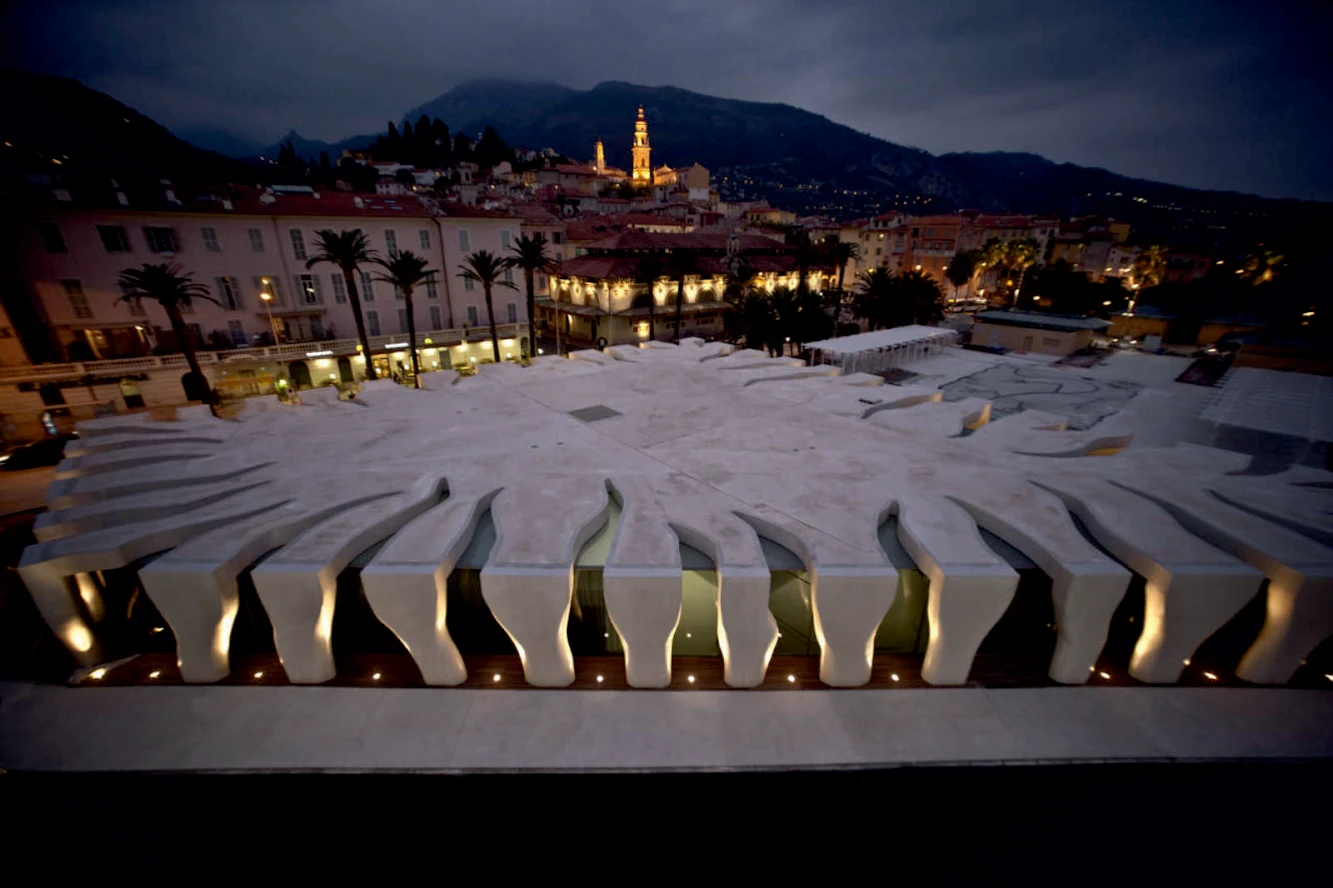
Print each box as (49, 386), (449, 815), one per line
(631, 106), (651, 182)
(594, 138), (605, 173)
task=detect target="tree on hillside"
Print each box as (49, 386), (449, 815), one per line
(371, 250), (436, 386)
(306, 229), (379, 379)
(505, 233), (560, 359)
(459, 250), (516, 363)
(115, 263), (220, 412)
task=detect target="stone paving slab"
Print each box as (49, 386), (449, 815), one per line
(1, 681), (1328, 771)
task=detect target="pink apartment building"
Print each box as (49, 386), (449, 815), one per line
(0, 191), (533, 440)
(9, 191), (527, 363)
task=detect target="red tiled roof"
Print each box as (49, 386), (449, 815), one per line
(583, 230), (794, 253)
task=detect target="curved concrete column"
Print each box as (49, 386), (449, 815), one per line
(895, 497), (1018, 685)
(1036, 477), (1264, 683)
(737, 507), (897, 688)
(362, 487), (501, 686)
(17, 495), (282, 667)
(1108, 477), (1333, 685)
(949, 489), (1131, 684)
(140, 494), (396, 682)
(810, 567), (898, 686)
(715, 567), (778, 687)
(251, 479), (445, 683)
(481, 478), (610, 687)
(660, 503), (776, 688)
(603, 479), (682, 688)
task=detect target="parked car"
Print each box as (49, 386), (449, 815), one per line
(0, 433), (77, 471)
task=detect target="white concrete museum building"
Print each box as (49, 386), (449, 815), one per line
(16, 338), (1333, 697)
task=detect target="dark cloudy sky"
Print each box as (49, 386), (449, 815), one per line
(6, 0), (1331, 200)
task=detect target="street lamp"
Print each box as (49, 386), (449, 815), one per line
(259, 283), (280, 346)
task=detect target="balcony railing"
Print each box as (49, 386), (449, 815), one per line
(0, 324), (526, 383)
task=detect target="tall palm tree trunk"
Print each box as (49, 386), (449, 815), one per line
(673, 276), (685, 342)
(403, 286), (421, 387)
(837, 264), (846, 294)
(648, 295), (656, 342)
(165, 302), (216, 415)
(524, 269), (536, 362)
(343, 266), (377, 380)
(483, 283), (501, 363)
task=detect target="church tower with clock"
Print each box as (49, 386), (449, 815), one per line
(631, 105), (651, 182)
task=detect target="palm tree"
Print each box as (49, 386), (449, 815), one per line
(852, 268), (894, 330)
(504, 233), (559, 361)
(307, 229), (379, 380)
(822, 237), (860, 294)
(459, 250), (516, 363)
(1128, 244), (1167, 311)
(371, 250), (436, 387)
(116, 263), (220, 413)
(665, 250), (694, 342)
(634, 254), (666, 341)
(895, 269), (946, 325)
(945, 250), (978, 302)
(1241, 249), (1285, 286)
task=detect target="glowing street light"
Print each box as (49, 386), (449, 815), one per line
(259, 279), (281, 345)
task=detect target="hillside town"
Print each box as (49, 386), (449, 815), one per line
(2, 103), (1321, 445)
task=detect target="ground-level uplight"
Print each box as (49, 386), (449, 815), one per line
(253, 671), (264, 679)
(787, 674), (796, 683)
(1099, 671), (1111, 679)
(596, 675), (604, 684)
(492, 673), (501, 682)
(687, 675), (696, 684)
(890, 673), (900, 682)
(1203, 672), (1218, 681)
(371, 672), (381, 681)
(148, 670), (161, 679)
(90, 668), (106, 680)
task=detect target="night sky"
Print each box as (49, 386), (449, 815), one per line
(5, 0), (1330, 200)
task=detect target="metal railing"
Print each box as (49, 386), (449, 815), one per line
(0, 324), (527, 383)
